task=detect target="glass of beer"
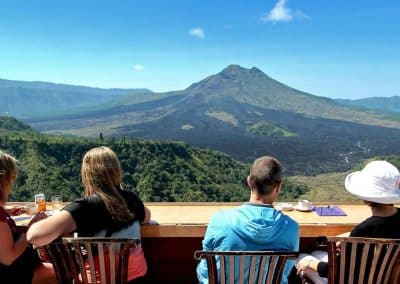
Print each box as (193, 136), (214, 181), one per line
(35, 193), (46, 212)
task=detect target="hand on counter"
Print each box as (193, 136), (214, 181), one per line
(5, 205), (28, 216)
(28, 212), (48, 227)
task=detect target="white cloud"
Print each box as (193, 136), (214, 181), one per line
(261, 0), (308, 22)
(188, 28), (205, 39)
(134, 64), (144, 71)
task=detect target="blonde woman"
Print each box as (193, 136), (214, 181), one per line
(27, 146), (151, 283)
(0, 151), (56, 283)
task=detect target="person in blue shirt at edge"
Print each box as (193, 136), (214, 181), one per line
(197, 156), (299, 284)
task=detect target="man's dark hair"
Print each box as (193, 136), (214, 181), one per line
(249, 156), (282, 195)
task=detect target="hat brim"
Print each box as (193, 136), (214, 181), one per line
(345, 171), (400, 204)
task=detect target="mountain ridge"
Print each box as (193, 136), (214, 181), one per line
(0, 77), (153, 118)
(336, 96), (400, 113)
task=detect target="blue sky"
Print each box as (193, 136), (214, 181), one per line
(0, 0), (399, 99)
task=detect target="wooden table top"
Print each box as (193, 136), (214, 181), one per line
(9, 202), (373, 237)
(141, 203), (371, 237)
(145, 203), (371, 225)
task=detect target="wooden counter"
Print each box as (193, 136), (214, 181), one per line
(11, 202), (370, 237)
(142, 203), (371, 237)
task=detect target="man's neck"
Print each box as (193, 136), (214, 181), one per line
(249, 194), (274, 205)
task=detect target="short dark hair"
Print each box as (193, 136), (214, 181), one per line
(249, 156), (282, 195)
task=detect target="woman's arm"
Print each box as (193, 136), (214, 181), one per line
(0, 222), (29, 265)
(27, 210), (77, 247)
(141, 206), (151, 224)
(5, 205), (27, 216)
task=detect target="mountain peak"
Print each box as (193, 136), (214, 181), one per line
(186, 64), (272, 93)
(219, 64), (264, 76)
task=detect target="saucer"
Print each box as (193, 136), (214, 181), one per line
(294, 204), (313, 212)
(275, 203), (294, 211)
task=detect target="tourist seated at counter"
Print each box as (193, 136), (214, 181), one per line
(0, 151), (57, 284)
(197, 156), (299, 284)
(27, 146), (151, 283)
(297, 160), (400, 281)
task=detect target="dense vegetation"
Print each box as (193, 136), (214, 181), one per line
(1, 117), (308, 202)
(247, 120), (296, 137)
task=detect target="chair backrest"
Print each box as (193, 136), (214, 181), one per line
(327, 237), (400, 284)
(44, 237), (141, 284)
(194, 250), (298, 284)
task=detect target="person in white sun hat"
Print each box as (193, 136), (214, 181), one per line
(296, 160), (400, 282)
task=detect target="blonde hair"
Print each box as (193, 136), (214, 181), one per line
(81, 146), (134, 222)
(0, 151), (17, 202)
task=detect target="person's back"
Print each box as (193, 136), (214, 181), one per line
(197, 156), (299, 284)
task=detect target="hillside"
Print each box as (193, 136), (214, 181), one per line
(291, 156), (400, 202)
(0, 116), (308, 202)
(336, 96), (400, 113)
(0, 78), (152, 118)
(28, 65), (400, 175)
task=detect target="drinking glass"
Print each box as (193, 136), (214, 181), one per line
(35, 193), (46, 212)
(51, 195), (63, 210)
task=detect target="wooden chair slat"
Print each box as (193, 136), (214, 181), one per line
(348, 242), (357, 284)
(73, 242), (88, 284)
(220, 255), (226, 284)
(85, 242), (97, 284)
(273, 256), (287, 284)
(327, 238), (337, 284)
(367, 243), (384, 284)
(97, 242), (107, 284)
(377, 243), (394, 284)
(257, 254), (268, 284)
(248, 256), (257, 283)
(265, 256), (277, 284)
(229, 255), (235, 284)
(383, 245), (400, 284)
(206, 254), (218, 284)
(339, 241), (347, 284)
(119, 242), (132, 283)
(357, 242), (370, 284)
(238, 255), (245, 284)
(109, 242), (117, 284)
(63, 241), (80, 282)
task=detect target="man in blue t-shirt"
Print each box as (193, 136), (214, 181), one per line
(197, 156), (299, 284)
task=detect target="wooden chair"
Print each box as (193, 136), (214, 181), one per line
(44, 237), (141, 284)
(327, 237), (400, 284)
(194, 250), (298, 284)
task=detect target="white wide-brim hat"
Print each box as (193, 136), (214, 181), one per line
(345, 161), (400, 204)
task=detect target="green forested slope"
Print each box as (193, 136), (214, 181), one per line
(0, 117), (308, 202)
